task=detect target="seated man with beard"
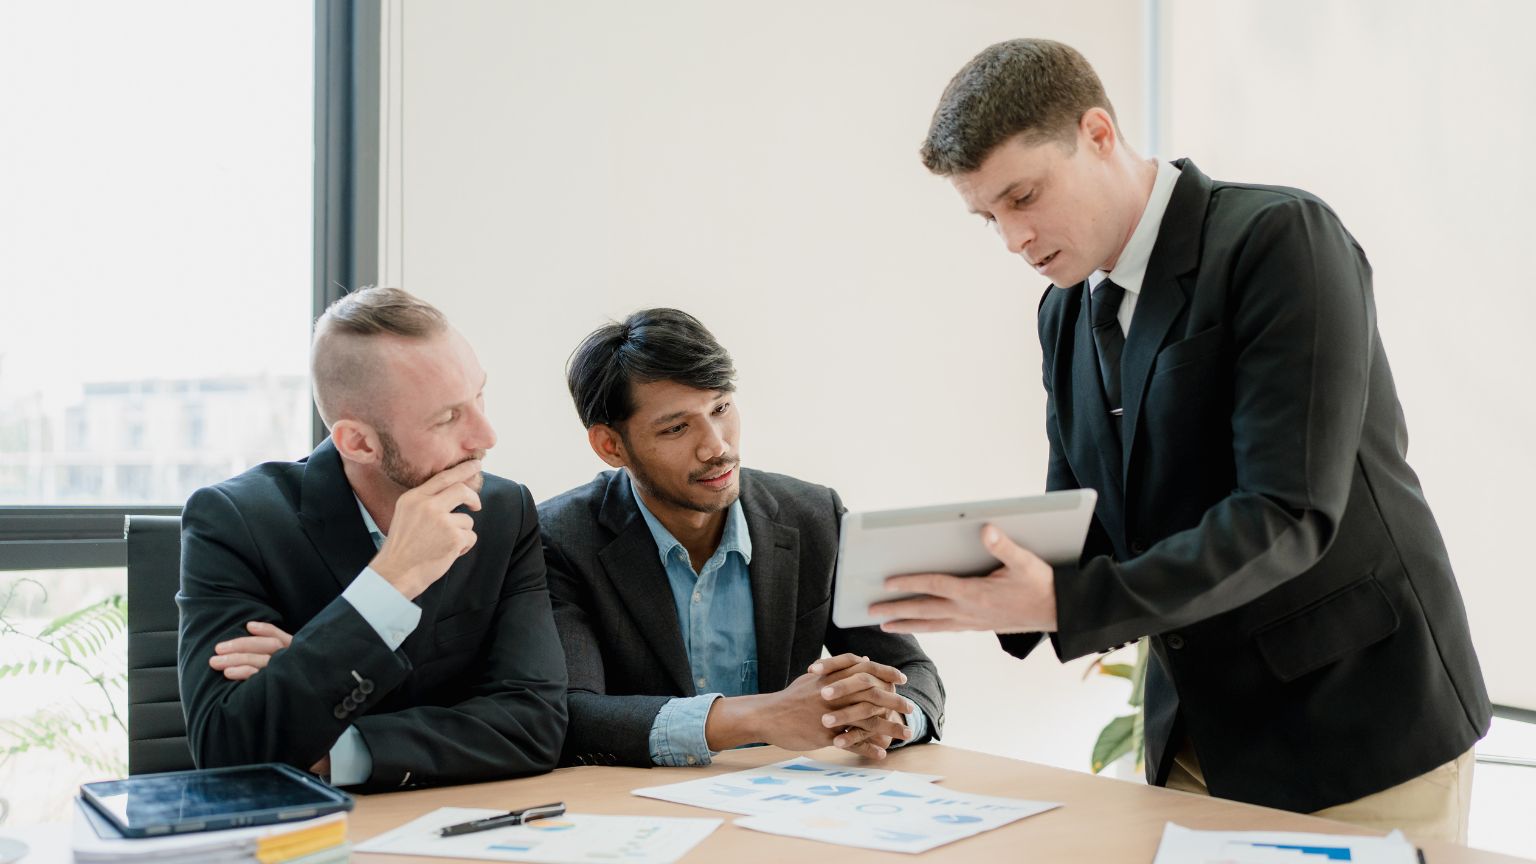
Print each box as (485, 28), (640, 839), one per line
(178, 287), (567, 790)
(539, 307), (945, 768)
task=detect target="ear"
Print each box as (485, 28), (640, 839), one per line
(332, 419), (383, 467)
(1080, 107), (1117, 156)
(587, 424), (628, 469)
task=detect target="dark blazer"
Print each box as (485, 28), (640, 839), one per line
(538, 468), (945, 767)
(177, 439), (568, 791)
(1003, 159), (1490, 812)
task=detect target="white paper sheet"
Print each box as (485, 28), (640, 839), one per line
(1152, 822), (1420, 864)
(734, 778), (1059, 853)
(631, 756), (942, 816)
(353, 808), (721, 864)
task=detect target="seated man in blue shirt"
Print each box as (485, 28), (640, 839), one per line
(539, 308), (945, 768)
(180, 287), (567, 790)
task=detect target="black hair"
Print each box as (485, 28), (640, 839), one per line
(566, 308), (737, 429)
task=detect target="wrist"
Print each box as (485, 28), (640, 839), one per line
(704, 694), (763, 750)
(368, 553), (422, 600)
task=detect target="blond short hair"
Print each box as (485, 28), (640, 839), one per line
(310, 287), (448, 427)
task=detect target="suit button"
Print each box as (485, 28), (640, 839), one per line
(351, 689), (365, 702)
(358, 679), (375, 695)
(1166, 633), (1185, 649)
(1130, 540), (1147, 555)
(343, 696), (360, 711)
(333, 705), (348, 719)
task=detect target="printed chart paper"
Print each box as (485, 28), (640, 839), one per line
(735, 778), (1059, 854)
(354, 808), (721, 864)
(1151, 823), (1420, 864)
(632, 756), (942, 816)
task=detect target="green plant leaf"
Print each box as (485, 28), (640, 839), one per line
(1091, 713), (1137, 773)
(1128, 639), (1148, 708)
(1097, 662), (1135, 680)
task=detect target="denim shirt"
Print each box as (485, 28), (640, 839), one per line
(634, 486), (759, 766)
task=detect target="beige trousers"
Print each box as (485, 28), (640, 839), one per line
(1164, 739), (1475, 844)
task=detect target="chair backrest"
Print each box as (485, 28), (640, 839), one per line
(125, 514), (195, 774)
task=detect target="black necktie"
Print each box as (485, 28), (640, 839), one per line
(1090, 279), (1127, 422)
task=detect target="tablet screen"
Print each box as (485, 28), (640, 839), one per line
(83, 764), (344, 834)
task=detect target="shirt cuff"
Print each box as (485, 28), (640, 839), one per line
(328, 726), (373, 786)
(342, 566), (422, 651)
(649, 694), (721, 767)
(890, 700), (929, 749)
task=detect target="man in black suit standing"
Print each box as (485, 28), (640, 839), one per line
(874, 39), (1490, 841)
(539, 308), (944, 768)
(178, 287), (567, 790)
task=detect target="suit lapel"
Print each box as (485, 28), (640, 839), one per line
(596, 471), (695, 696)
(740, 471), (799, 694)
(1120, 159), (1211, 481)
(296, 439), (380, 595)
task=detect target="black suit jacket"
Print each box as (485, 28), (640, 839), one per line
(177, 440), (568, 791)
(1003, 159), (1490, 812)
(538, 468), (946, 767)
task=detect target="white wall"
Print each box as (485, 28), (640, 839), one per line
(1159, 0), (1536, 712)
(383, 0), (1150, 771)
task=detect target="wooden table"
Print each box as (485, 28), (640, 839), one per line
(350, 744), (1531, 863)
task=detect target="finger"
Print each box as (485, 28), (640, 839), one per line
(210, 652), (272, 670)
(844, 714), (913, 741)
(808, 652), (863, 676)
(826, 687), (913, 716)
(880, 617), (972, 634)
(882, 573), (967, 598)
(245, 621), (294, 647)
(457, 528), (479, 557)
(222, 665), (262, 681)
(821, 700), (891, 728)
(215, 636), (285, 656)
(833, 726), (875, 748)
(819, 672), (888, 702)
(868, 594), (956, 621)
(982, 523), (1044, 570)
(434, 482), (483, 514)
(816, 659), (908, 689)
(417, 459), (485, 496)
(842, 739), (888, 760)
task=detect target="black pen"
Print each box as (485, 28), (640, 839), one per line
(438, 802), (566, 837)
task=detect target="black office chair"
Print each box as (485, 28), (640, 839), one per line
(124, 514), (196, 774)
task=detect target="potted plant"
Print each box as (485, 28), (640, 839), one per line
(1087, 638), (1147, 776)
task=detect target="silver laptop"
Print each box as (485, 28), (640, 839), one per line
(831, 489), (1098, 629)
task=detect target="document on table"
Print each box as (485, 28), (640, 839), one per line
(353, 808), (721, 864)
(734, 778), (1060, 854)
(1152, 823), (1420, 864)
(632, 756), (943, 816)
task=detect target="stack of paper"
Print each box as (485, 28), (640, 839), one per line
(633, 757), (1061, 854)
(72, 800), (350, 863)
(355, 808), (721, 864)
(1152, 823), (1421, 864)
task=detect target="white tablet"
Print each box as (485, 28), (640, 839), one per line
(831, 489), (1098, 629)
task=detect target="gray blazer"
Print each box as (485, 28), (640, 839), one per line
(539, 467), (945, 767)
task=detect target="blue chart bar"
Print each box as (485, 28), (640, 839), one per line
(1247, 843), (1353, 861)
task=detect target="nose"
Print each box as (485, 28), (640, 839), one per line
(464, 404), (497, 452)
(696, 419), (729, 463)
(995, 215), (1035, 256)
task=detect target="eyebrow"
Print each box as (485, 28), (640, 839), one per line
(967, 179), (1029, 216)
(425, 372), (488, 420)
(648, 392), (728, 428)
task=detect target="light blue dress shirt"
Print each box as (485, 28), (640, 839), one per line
(325, 497), (423, 786)
(634, 484), (925, 766)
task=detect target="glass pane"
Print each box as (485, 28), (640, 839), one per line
(0, 568), (127, 825)
(0, 3), (315, 506)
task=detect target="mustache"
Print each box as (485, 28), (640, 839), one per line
(689, 456), (739, 482)
(451, 451), (488, 470)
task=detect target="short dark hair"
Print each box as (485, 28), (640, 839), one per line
(920, 38), (1117, 176)
(566, 308), (737, 429)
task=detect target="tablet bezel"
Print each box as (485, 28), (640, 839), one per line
(79, 762), (354, 838)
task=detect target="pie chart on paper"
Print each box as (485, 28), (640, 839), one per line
(933, 814), (983, 825)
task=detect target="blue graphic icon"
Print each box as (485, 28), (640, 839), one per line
(748, 776), (787, 786)
(763, 794), (818, 804)
(782, 764), (824, 772)
(807, 785), (859, 796)
(857, 803), (903, 815)
(879, 789), (924, 799)
(709, 784), (758, 797)
(490, 843), (539, 852)
(1248, 844), (1353, 861)
(933, 814), (984, 825)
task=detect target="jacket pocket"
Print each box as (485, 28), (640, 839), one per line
(1152, 325), (1225, 376)
(1252, 575), (1399, 682)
